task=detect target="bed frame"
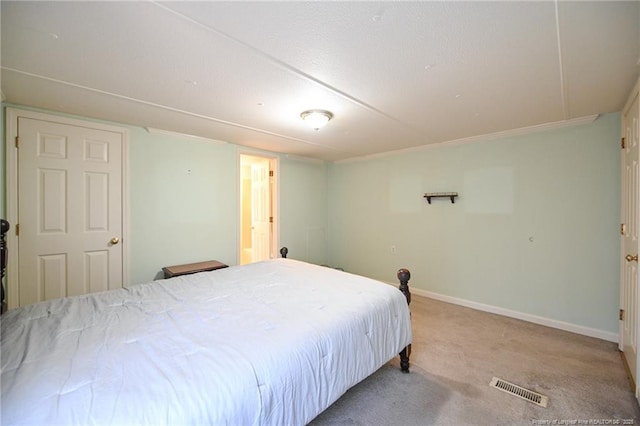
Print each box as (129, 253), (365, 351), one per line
(280, 246), (412, 372)
(1, 219), (8, 314)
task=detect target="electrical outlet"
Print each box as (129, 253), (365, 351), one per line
(390, 245), (397, 255)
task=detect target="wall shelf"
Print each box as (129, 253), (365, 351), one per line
(424, 192), (458, 204)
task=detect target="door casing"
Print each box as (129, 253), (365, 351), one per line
(5, 107), (130, 309)
(238, 152), (279, 264)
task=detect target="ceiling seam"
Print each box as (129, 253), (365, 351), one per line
(151, 1), (434, 142)
(554, 0), (569, 119)
(1, 67), (354, 155)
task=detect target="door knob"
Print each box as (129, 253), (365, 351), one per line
(625, 254), (638, 262)
(110, 237), (120, 245)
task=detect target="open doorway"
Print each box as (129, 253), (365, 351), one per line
(239, 154), (278, 265)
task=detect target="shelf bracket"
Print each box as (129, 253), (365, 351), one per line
(424, 192), (458, 204)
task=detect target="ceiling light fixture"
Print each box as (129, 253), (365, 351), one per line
(300, 109), (333, 130)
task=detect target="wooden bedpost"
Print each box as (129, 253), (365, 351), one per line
(1, 219), (9, 314)
(280, 247), (288, 258)
(397, 268), (411, 373)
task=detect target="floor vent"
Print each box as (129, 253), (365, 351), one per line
(490, 377), (549, 408)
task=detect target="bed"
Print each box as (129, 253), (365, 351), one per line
(0, 224), (412, 425)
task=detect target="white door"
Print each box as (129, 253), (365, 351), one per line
(251, 159), (272, 262)
(16, 116), (124, 306)
(621, 86), (640, 394)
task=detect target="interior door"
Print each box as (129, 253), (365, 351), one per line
(251, 158), (272, 262)
(622, 87), (640, 394)
(17, 116), (124, 306)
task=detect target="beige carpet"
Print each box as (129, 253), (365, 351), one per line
(311, 295), (640, 425)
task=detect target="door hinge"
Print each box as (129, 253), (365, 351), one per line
(620, 309), (625, 321)
(15, 224), (20, 237)
(621, 223), (626, 235)
(269, 170), (274, 177)
(15, 136), (20, 148)
(622, 137), (626, 149)
(269, 216), (273, 223)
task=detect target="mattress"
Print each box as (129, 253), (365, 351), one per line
(1, 258), (412, 425)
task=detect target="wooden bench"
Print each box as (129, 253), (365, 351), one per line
(162, 260), (228, 279)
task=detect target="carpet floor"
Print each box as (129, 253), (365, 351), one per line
(311, 295), (640, 425)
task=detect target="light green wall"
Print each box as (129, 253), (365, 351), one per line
(328, 113), (621, 334)
(128, 129), (330, 283)
(1, 105), (329, 285)
(127, 131), (329, 284)
(128, 127), (239, 283)
(279, 159), (328, 265)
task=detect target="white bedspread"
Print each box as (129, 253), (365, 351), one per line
(1, 259), (412, 425)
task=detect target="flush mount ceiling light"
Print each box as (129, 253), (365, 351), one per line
(300, 109), (333, 130)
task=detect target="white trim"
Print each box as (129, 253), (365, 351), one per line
(336, 114), (600, 164)
(121, 128), (131, 288)
(6, 109), (20, 310)
(4, 107), (130, 308)
(406, 287), (618, 343)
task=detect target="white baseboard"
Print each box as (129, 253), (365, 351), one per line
(407, 287), (618, 343)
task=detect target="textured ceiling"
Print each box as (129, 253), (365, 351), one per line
(2, 1), (639, 162)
